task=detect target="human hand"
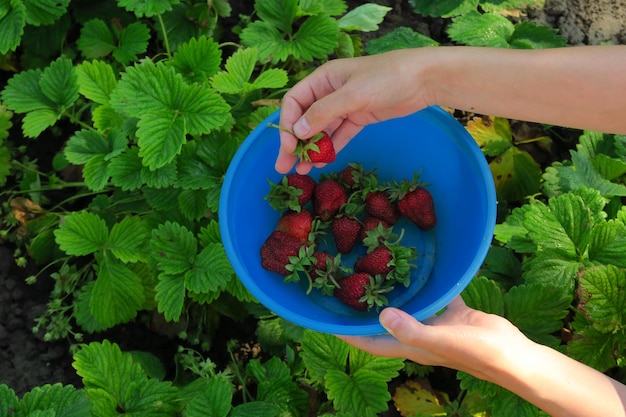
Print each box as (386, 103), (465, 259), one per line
(275, 50), (434, 175)
(337, 297), (531, 383)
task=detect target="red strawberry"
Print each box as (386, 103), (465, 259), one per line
(360, 216), (390, 241)
(313, 179), (347, 221)
(338, 163), (379, 192)
(276, 209), (314, 243)
(334, 273), (391, 311)
(365, 191), (400, 225)
(397, 187), (437, 231)
(332, 216), (362, 254)
(260, 230), (304, 275)
(299, 132), (336, 163)
(354, 247), (393, 277)
(265, 174), (316, 212)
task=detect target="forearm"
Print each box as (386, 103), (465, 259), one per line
(422, 45), (626, 134)
(487, 339), (626, 417)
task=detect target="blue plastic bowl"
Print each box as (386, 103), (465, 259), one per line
(220, 106), (496, 335)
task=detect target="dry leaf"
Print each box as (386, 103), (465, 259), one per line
(393, 378), (449, 417)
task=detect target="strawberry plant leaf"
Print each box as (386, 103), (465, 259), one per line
(170, 35), (222, 83)
(113, 21), (150, 64)
(409, 0), (478, 18)
(177, 189), (209, 221)
(73, 340), (180, 414)
(348, 345), (404, 381)
(184, 377), (233, 417)
(40, 57), (79, 112)
(299, 0), (347, 16)
(337, 4), (392, 32)
(77, 19), (115, 59)
(504, 283), (571, 347)
(509, 21), (567, 49)
(211, 48), (288, 94)
(523, 198), (581, 257)
(83, 156), (110, 191)
(522, 251), (581, 296)
(325, 368), (391, 417)
(0, 384), (18, 416)
(64, 129), (110, 164)
(107, 216), (150, 263)
(466, 116), (512, 157)
(447, 11), (514, 47)
(54, 211), (108, 256)
(0, 1), (26, 54)
(184, 243), (232, 293)
(117, 0), (180, 17)
(0, 147), (10, 187)
(490, 146), (541, 203)
(1, 68), (52, 113)
(91, 256), (145, 328)
(110, 60), (230, 169)
(23, 0), (70, 26)
(155, 274), (186, 322)
(150, 221), (197, 275)
(76, 60), (117, 105)
(140, 160), (177, 189)
(300, 330), (349, 384)
(74, 281), (108, 334)
(577, 265), (626, 333)
(567, 314), (623, 371)
(255, 0), (297, 34)
(365, 27), (439, 55)
(461, 276), (505, 315)
(588, 220), (626, 268)
(229, 401), (281, 417)
(490, 389), (538, 417)
(17, 383), (90, 417)
(108, 147), (144, 191)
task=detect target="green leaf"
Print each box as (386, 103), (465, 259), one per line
(522, 251), (580, 297)
(348, 346), (404, 380)
(41, 57), (79, 110)
(83, 155), (110, 191)
(17, 383), (91, 417)
(509, 21), (567, 49)
(170, 35), (222, 83)
(301, 330), (349, 384)
(155, 274), (186, 322)
(568, 315), (623, 371)
(140, 160), (177, 189)
(54, 211), (108, 256)
(578, 264), (626, 333)
(523, 198), (580, 257)
(23, 108), (58, 137)
(2, 68), (52, 113)
(491, 146), (541, 203)
(136, 111), (186, 170)
(150, 221), (197, 274)
(77, 19), (115, 58)
(113, 21), (150, 64)
(0, 1), (25, 54)
(504, 283), (571, 347)
(338, 4), (391, 32)
(466, 116), (512, 157)
(490, 389), (538, 417)
(447, 11), (514, 47)
(107, 216), (150, 263)
(65, 129), (110, 164)
(184, 378), (233, 417)
(256, 0), (297, 34)
(177, 189), (209, 220)
(117, 0), (180, 17)
(23, 0), (70, 26)
(299, 0), (347, 15)
(110, 60), (230, 169)
(108, 147), (144, 191)
(325, 369), (391, 417)
(461, 275), (505, 315)
(76, 60), (117, 105)
(365, 27), (438, 55)
(73, 340), (180, 415)
(184, 243), (232, 293)
(409, 0), (479, 18)
(211, 47), (257, 94)
(0, 147), (11, 187)
(588, 220), (626, 268)
(229, 401), (281, 417)
(91, 257), (145, 328)
(0, 384), (18, 416)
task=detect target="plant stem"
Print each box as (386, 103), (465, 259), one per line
(157, 13), (172, 59)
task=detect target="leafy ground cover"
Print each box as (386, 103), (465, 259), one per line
(0, 0), (625, 416)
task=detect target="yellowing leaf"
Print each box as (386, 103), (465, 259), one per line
(466, 116), (512, 157)
(393, 378), (449, 417)
(490, 146), (541, 202)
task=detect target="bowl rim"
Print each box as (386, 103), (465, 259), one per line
(219, 105), (496, 335)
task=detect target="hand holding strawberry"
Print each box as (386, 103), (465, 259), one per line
(268, 123), (336, 164)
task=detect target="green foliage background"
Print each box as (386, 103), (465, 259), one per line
(0, 0), (625, 416)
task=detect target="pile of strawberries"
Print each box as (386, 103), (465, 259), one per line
(260, 162), (437, 312)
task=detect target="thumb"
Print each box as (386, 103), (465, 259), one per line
(292, 88), (358, 139)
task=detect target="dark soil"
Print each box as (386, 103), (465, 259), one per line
(0, 0), (609, 405)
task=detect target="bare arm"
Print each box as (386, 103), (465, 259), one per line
(338, 299), (626, 417)
(276, 45), (626, 174)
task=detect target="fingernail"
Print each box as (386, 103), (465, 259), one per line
(293, 117), (310, 138)
(380, 308), (402, 335)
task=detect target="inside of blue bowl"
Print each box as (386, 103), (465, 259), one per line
(220, 106), (496, 335)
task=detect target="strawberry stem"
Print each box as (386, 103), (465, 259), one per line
(267, 122), (297, 137)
